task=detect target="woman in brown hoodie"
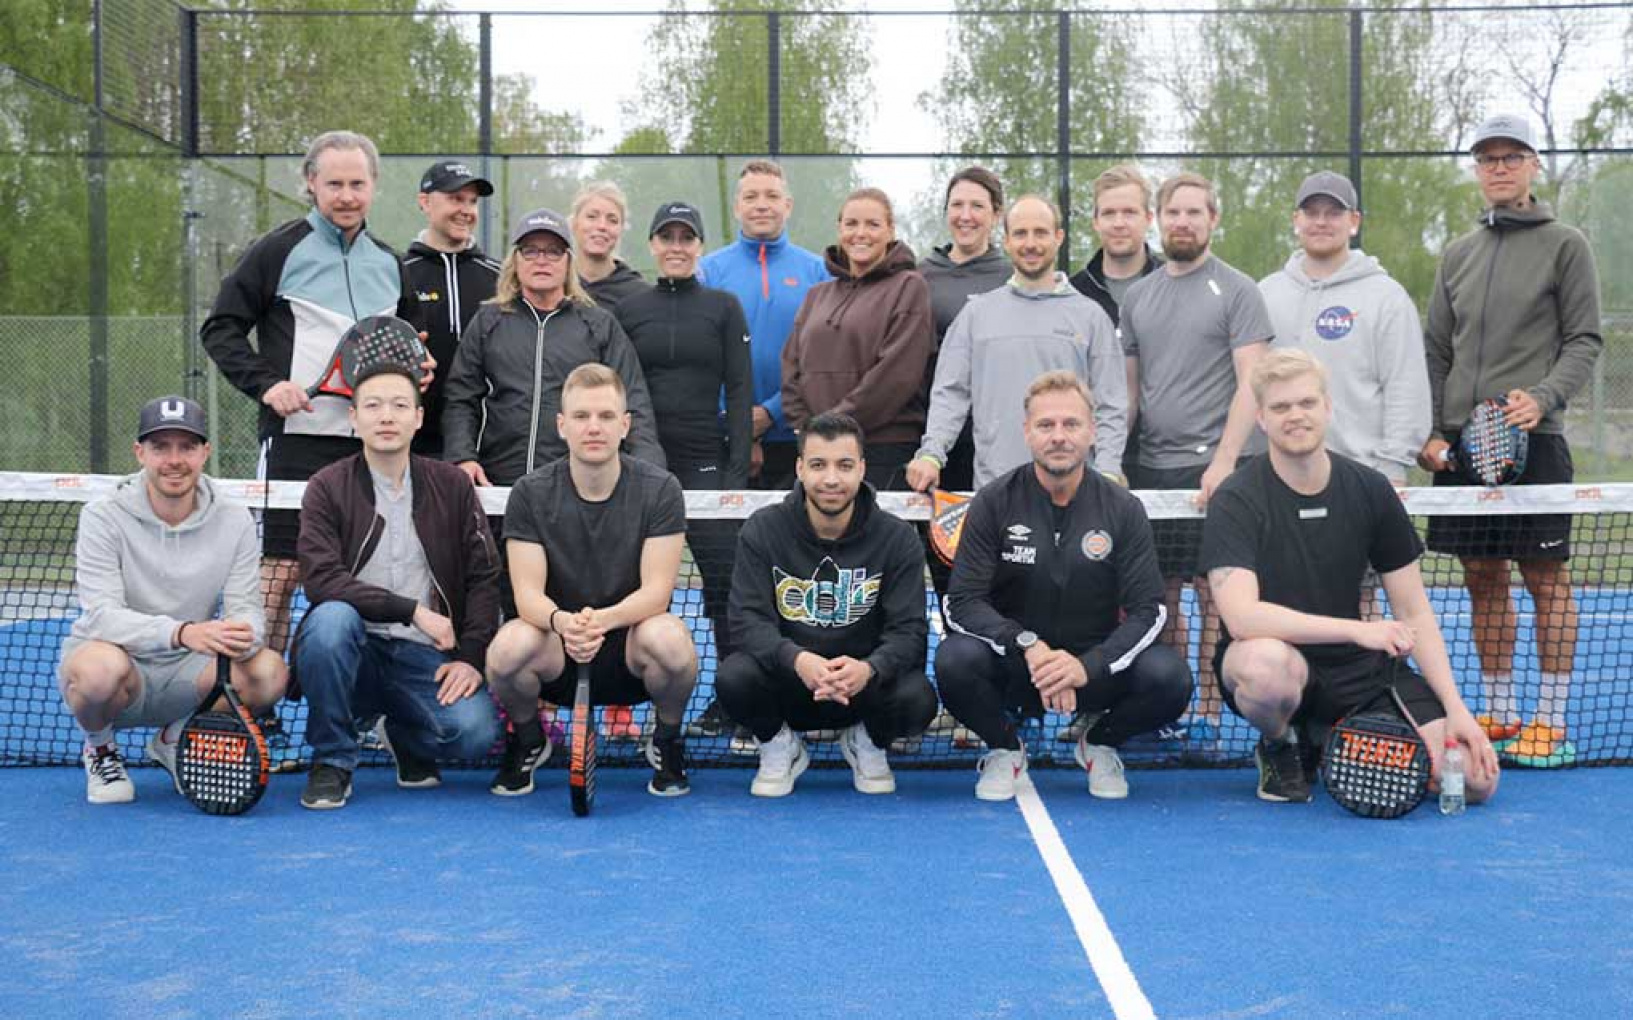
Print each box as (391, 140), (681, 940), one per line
(781, 187), (935, 490)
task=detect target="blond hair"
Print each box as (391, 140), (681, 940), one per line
(1092, 164), (1153, 212)
(300, 130), (379, 204)
(1249, 348), (1330, 405)
(1024, 370), (1095, 416)
(491, 247), (595, 310)
(1157, 171), (1219, 216)
(570, 180), (630, 226)
(562, 362), (625, 403)
(737, 159), (786, 181)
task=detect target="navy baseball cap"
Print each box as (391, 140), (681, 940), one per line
(649, 201), (705, 241)
(137, 396), (208, 442)
(419, 160), (494, 196)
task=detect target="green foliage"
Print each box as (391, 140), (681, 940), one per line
(0, 0), (92, 101)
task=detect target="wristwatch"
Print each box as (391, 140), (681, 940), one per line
(1015, 630), (1039, 653)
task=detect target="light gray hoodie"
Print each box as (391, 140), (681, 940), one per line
(916, 273), (1127, 488)
(1258, 249), (1430, 482)
(63, 473), (266, 661)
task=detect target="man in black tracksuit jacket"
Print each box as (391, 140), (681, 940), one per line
(937, 372), (1191, 800)
(718, 413), (937, 797)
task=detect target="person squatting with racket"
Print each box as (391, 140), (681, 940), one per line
(57, 397), (288, 804)
(292, 363), (503, 811)
(1202, 349), (1500, 807)
(485, 363), (697, 801)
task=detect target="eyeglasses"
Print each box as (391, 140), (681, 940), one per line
(517, 245), (568, 262)
(1474, 152), (1532, 171)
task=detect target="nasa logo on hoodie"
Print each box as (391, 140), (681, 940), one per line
(1315, 306), (1356, 340)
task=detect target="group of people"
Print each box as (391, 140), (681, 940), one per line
(58, 110), (1599, 812)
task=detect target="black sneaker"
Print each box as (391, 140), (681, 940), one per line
(1255, 734), (1312, 803)
(1295, 720), (1327, 787)
(685, 699), (732, 739)
(375, 720), (441, 789)
(647, 731), (691, 798)
(301, 763), (353, 810)
(490, 730), (551, 797)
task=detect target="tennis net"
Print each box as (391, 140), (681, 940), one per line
(3, 470), (1629, 769)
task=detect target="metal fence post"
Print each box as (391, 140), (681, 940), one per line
(479, 13), (493, 253)
(1349, 8), (1364, 245)
(1056, 10), (1072, 270)
(88, 0), (110, 473)
(768, 11), (781, 156)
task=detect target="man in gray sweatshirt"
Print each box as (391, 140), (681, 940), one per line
(1418, 114), (1603, 769)
(58, 397), (287, 804)
(1259, 171), (1429, 484)
(908, 194), (1127, 494)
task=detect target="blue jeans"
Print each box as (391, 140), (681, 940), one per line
(296, 601), (501, 771)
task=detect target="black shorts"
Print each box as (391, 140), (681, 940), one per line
(1215, 643), (1446, 729)
(1426, 431), (1572, 561)
(261, 433), (361, 559)
(537, 628), (649, 707)
(1128, 462), (1206, 579)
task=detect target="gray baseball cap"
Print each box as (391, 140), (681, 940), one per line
(509, 208), (572, 249)
(137, 396), (208, 442)
(1295, 171), (1358, 211)
(1471, 113), (1537, 153)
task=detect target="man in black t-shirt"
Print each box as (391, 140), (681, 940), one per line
(485, 364), (698, 799)
(1201, 349), (1499, 805)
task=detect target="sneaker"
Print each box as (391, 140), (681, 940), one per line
(729, 725), (760, 757)
(646, 732), (691, 797)
(260, 711), (302, 773)
(1500, 721), (1577, 768)
(750, 726), (808, 798)
(685, 699), (733, 738)
(838, 723), (896, 795)
(1255, 734), (1312, 803)
(1075, 738), (1129, 800)
(975, 745), (1028, 802)
(375, 719), (441, 789)
(489, 730), (552, 797)
(806, 728), (840, 743)
(1294, 719), (1328, 786)
(83, 743), (135, 804)
(927, 708), (959, 733)
(601, 705), (643, 742)
(301, 763), (352, 810)
(1477, 713), (1523, 744)
(1054, 710), (1101, 744)
(145, 728), (182, 796)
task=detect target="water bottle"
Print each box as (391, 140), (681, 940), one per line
(1439, 738), (1466, 816)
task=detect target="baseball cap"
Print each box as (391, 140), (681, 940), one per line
(137, 396), (208, 442)
(1470, 113), (1537, 153)
(509, 208), (573, 249)
(1295, 171), (1357, 211)
(649, 201), (705, 241)
(419, 160), (493, 196)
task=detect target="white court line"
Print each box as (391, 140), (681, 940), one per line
(1015, 778), (1157, 1020)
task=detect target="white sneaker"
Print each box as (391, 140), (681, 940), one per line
(146, 727), (183, 796)
(83, 743), (135, 804)
(1076, 737), (1129, 799)
(750, 726), (808, 798)
(838, 723), (896, 794)
(975, 745), (1027, 801)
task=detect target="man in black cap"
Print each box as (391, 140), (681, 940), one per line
(403, 160), (501, 458)
(57, 397), (288, 804)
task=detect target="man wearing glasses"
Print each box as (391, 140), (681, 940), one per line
(1417, 113), (1603, 768)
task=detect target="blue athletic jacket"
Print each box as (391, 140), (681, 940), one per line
(699, 231), (829, 444)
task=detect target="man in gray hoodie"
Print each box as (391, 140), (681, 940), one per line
(1259, 171), (1429, 484)
(58, 397), (287, 804)
(1418, 114), (1603, 769)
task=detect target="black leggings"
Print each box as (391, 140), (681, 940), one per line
(715, 652), (938, 749)
(935, 634), (1192, 751)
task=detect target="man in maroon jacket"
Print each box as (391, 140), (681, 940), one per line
(294, 364), (502, 810)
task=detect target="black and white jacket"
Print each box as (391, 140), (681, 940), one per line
(402, 238), (501, 454)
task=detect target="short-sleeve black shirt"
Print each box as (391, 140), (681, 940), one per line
(1199, 452), (1421, 668)
(503, 454), (686, 612)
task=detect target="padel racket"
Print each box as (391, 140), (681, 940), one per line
(1443, 397), (1529, 487)
(176, 654), (269, 816)
(569, 661), (597, 817)
(1323, 683), (1431, 819)
(306, 314), (427, 400)
(928, 489), (972, 567)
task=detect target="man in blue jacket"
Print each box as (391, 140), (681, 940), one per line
(699, 160), (829, 491)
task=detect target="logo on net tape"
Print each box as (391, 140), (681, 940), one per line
(717, 493), (746, 509)
(1314, 306), (1357, 340)
(1081, 529), (1113, 561)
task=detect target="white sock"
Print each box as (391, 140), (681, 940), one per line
(83, 727), (115, 750)
(1484, 673), (1519, 722)
(1535, 673), (1570, 730)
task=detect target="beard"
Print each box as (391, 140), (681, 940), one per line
(1036, 451), (1082, 477)
(1161, 233), (1209, 263)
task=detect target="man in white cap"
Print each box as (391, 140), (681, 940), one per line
(1418, 113), (1603, 767)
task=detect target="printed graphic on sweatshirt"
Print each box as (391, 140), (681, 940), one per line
(1315, 306), (1356, 340)
(774, 557), (880, 628)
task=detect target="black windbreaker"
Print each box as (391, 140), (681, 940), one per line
(401, 239), (501, 454)
(1068, 245), (1163, 326)
(729, 484), (927, 683)
(945, 464), (1165, 684)
(616, 276), (754, 485)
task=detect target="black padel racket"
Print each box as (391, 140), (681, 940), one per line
(176, 654), (269, 816)
(306, 314), (427, 400)
(1323, 683), (1430, 819)
(569, 661), (597, 817)
(1444, 397), (1529, 487)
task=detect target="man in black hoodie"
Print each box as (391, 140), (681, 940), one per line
(718, 412), (936, 798)
(402, 161), (501, 458)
